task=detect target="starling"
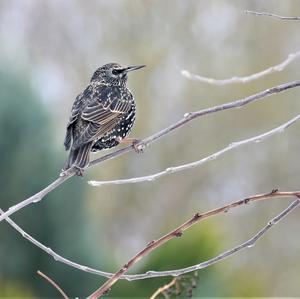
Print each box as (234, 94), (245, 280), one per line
(62, 63), (145, 175)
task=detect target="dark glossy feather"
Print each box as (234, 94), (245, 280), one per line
(63, 62), (142, 173)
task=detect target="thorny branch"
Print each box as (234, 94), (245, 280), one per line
(1, 191), (299, 282)
(87, 193), (300, 298)
(1, 80), (300, 222)
(245, 10), (300, 21)
(89, 115), (300, 187)
(181, 50), (300, 85)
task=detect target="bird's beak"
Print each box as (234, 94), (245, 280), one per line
(123, 65), (146, 73)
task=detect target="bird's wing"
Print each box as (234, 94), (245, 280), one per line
(72, 87), (132, 148)
(64, 92), (86, 150)
(68, 86), (93, 126)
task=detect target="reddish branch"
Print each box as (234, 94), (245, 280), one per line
(87, 190), (300, 298)
(37, 270), (69, 299)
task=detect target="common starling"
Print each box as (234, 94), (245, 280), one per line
(62, 63), (145, 175)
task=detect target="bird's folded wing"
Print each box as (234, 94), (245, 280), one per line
(73, 97), (132, 148)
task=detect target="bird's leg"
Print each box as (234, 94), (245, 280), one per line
(74, 166), (85, 177)
(117, 137), (145, 153)
(59, 166), (84, 177)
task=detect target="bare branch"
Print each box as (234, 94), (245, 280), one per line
(37, 270), (69, 299)
(1, 80), (300, 222)
(0, 208), (116, 279)
(181, 50), (300, 85)
(150, 277), (178, 299)
(89, 115), (300, 187)
(2, 191), (299, 282)
(87, 194), (300, 297)
(245, 10), (300, 21)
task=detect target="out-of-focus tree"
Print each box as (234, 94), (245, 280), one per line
(0, 69), (111, 297)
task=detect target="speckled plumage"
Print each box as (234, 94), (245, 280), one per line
(63, 63), (145, 174)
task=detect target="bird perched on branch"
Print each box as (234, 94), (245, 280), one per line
(62, 63), (145, 176)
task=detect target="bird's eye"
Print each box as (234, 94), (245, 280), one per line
(112, 69), (122, 76)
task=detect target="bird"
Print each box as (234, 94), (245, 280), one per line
(62, 63), (145, 176)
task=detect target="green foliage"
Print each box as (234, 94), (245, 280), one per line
(109, 222), (225, 297)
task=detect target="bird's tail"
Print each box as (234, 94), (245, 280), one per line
(64, 142), (93, 172)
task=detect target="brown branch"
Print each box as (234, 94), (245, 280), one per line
(0, 190), (297, 282)
(245, 10), (300, 20)
(150, 278), (178, 299)
(1, 190), (299, 281)
(37, 270), (69, 299)
(87, 191), (300, 298)
(1, 80), (300, 223)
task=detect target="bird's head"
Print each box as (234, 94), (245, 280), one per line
(90, 63), (145, 86)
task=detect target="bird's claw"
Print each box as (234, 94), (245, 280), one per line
(60, 166), (84, 177)
(132, 139), (145, 154)
(74, 167), (85, 177)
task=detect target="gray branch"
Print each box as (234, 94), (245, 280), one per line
(89, 115), (300, 187)
(1, 79), (300, 222)
(1, 195), (299, 281)
(138, 199), (300, 279)
(182, 50), (300, 85)
(245, 10), (300, 21)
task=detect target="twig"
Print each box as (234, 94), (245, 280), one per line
(0, 208), (116, 279)
(87, 194), (300, 298)
(150, 278), (177, 299)
(89, 115), (300, 187)
(1, 191), (299, 282)
(1, 80), (300, 222)
(181, 50), (300, 85)
(245, 10), (300, 21)
(37, 270), (69, 299)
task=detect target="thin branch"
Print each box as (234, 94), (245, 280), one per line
(2, 191), (299, 282)
(181, 50), (300, 85)
(87, 194), (300, 298)
(245, 10), (300, 21)
(0, 207), (117, 279)
(1, 191), (299, 283)
(1, 79), (300, 222)
(150, 278), (178, 299)
(37, 270), (69, 299)
(89, 115), (300, 187)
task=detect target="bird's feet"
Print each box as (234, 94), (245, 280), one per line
(74, 166), (85, 177)
(59, 166), (84, 177)
(132, 139), (145, 153)
(118, 137), (145, 153)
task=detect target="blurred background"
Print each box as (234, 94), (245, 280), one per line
(0, 0), (300, 297)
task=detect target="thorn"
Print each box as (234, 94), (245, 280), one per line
(146, 240), (155, 246)
(244, 198), (250, 204)
(193, 212), (201, 220)
(174, 231), (183, 237)
(103, 288), (111, 295)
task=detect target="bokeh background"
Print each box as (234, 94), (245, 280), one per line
(1, 0), (300, 297)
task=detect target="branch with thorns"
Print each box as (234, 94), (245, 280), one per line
(86, 191), (300, 298)
(5, 191), (298, 297)
(1, 190), (299, 283)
